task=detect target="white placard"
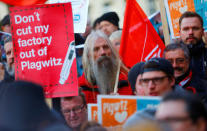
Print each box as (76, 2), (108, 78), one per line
(47, 0), (89, 33)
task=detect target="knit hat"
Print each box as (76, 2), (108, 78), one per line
(128, 62), (145, 91)
(1, 15), (10, 26)
(99, 12), (119, 28)
(143, 58), (174, 77)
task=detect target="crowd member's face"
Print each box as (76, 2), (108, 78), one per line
(164, 49), (189, 78)
(4, 42), (14, 68)
(111, 38), (120, 53)
(61, 96), (87, 129)
(156, 100), (203, 131)
(93, 37), (112, 61)
(140, 71), (174, 96)
(180, 17), (204, 45)
(100, 21), (118, 36)
(2, 24), (11, 33)
(135, 75), (146, 95)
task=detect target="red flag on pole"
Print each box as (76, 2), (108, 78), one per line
(120, 0), (165, 68)
(0, 0), (46, 6)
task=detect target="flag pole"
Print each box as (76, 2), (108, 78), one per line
(45, 98), (52, 109)
(159, 0), (171, 45)
(113, 60), (121, 94)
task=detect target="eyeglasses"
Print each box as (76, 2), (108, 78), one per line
(62, 104), (85, 114)
(140, 76), (168, 86)
(167, 58), (186, 65)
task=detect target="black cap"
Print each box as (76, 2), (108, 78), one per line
(128, 62), (145, 91)
(143, 58), (174, 77)
(99, 12), (119, 28)
(1, 15), (10, 26)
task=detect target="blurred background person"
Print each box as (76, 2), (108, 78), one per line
(3, 35), (14, 82)
(156, 92), (207, 131)
(99, 12), (119, 36)
(92, 17), (101, 31)
(0, 81), (69, 130)
(1, 14), (11, 33)
(109, 30), (122, 53)
(80, 121), (107, 131)
(61, 88), (88, 131)
(0, 14), (11, 61)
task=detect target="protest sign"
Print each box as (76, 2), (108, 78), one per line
(97, 95), (160, 130)
(88, 104), (98, 122)
(149, 11), (162, 37)
(1, 0), (47, 6)
(164, 0), (195, 38)
(47, 0), (89, 33)
(10, 3), (78, 98)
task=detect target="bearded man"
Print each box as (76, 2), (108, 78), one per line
(179, 11), (207, 78)
(78, 30), (132, 103)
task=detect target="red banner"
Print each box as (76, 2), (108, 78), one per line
(0, 0), (46, 6)
(120, 0), (165, 68)
(10, 3), (78, 98)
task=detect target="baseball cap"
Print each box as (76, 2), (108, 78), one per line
(143, 58), (174, 77)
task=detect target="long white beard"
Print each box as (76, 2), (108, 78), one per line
(93, 56), (118, 94)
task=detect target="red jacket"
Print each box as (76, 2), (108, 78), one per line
(78, 73), (133, 103)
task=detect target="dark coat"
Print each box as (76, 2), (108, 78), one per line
(184, 40), (207, 79)
(176, 69), (207, 104)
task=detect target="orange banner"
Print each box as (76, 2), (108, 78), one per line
(88, 104), (98, 122)
(97, 95), (160, 130)
(165, 0), (195, 38)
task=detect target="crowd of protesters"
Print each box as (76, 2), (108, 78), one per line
(0, 9), (206, 131)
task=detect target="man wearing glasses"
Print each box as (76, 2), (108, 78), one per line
(138, 58), (181, 96)
(61, 89), (87, 131)
(124, 58), (184, 129)
(128, 57), (185, 96)
(156, 92), (207, 131)
(163, 43), (207, 102)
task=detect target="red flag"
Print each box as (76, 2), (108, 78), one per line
(120, 0), (165, 68)
(0, 0), (46, 6)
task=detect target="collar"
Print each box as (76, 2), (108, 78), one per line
(176, 69), (192, 87)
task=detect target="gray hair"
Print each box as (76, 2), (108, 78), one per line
(82, 30), (119, 85)
(163, 43), (190, 60)
(109, 30), (122, 42)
